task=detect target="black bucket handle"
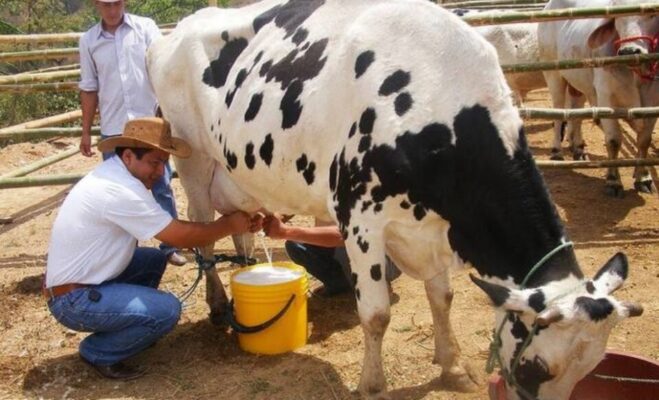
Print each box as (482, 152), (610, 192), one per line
(225, 294), (296, 334)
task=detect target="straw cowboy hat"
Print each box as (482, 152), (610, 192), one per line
(98, 117), (192, 158)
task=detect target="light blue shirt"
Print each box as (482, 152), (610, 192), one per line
(79, 14), (162, 136)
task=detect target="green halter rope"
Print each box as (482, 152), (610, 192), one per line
(486, 239), (574, 400)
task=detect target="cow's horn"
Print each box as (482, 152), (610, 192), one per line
(621, 301), (643, 317)
(535, 307), (563, 327)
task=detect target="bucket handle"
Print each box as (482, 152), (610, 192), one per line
(225, 294), (296, 334)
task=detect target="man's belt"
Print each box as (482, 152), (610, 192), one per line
(42, 283), (88, 301)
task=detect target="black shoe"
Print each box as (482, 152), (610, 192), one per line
(81, 357), (146, 380)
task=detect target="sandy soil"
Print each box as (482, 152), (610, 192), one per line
(0, 89), (657, 400)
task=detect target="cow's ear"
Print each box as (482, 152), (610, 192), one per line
(588, 19), (616, 49)
(469, 274), (535, 313)
(592, 252), (628, 295)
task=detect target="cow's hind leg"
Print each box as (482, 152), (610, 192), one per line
(173, 152), (228, 325)
(543, 71), (568, 160)
(629, 117), (656, 193)
(425, 270), (478, 392)
(347, 236), (391, 399)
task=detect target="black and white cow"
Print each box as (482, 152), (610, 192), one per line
(147, 0), (642, 398)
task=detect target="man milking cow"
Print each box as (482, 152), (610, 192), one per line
(44, 117), (262, 380)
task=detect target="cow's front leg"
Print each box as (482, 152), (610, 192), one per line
(425, 270), (478, 392)
(347, 238), (391, 399)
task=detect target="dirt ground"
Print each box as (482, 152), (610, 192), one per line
(0, 89), (657, 400)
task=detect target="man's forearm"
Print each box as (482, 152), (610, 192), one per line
(80, 91), (98, 133)
(283, 225), (345, 248)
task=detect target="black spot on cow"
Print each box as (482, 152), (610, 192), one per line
(359, 108), (376, 134)
(281, 79), (304, 129)
(528, 290), (546, 313)
(348, 123), (357, 138)
(361, 200), (372, 212)
(202, 36), (248, 89)
(245, 142), (256, 169)
(253, 51), (264, 67)
(221, 31), (229, 41)
(413, 204), (426, 220)
(225, 88), (236, 108)
(355, 50), (375, 79)
(515, 355), (553, 399)
(379, 70), (410, 96)
(253, 0), (325, 38)
(303, 162), (315, 185)
(264, 39), (329, 129)
(373, 203), (383, 213)
(353, 226), (360, 235)
(333, 150), (369, 227)
(260, 60), (273, 77)
(292, 28), (308, 45)
(357, 236), (369, 253)
(210, 124), (214, 132)
(394, 92), (413, 116)
(355, 288), (361, 301)
(400, 200), (411, 209)
(259, 134), (274, 166)
(370, 264), (382, 281)
(329, 156), (338, 191)
(301, 42), (310, 51)
(351, 272), (358, 288)
(296, 154), (308, 171)
(245, 92), (263, 122)
(576, 297), (614, 321)
(223, 143), (238, 171)
(218, 134), (222, 144)
(218, 118), (222, 127)
(586, 281), (596, 294)
(358, 135), (371, 153)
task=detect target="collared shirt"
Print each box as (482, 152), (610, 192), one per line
(46, 156), (173, 287)
(79, 13), (162, 136)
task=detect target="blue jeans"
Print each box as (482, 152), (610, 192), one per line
(285, 242), (401, 295)
(101, 138), (178, 255)
(48, 247), (181, 366)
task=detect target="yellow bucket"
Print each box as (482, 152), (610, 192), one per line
(229, 262), (308, 355)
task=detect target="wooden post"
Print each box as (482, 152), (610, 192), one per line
(0, 110), (83, 133)
(0, 69), (80, 85)
(209, 0), (218, 6)
(0, 127), (100, 143)
(0, 82), (79, 93)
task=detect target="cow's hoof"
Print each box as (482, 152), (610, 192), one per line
(209, 310), (227, 326)
(572, 151), (588, 161)
(356, 386), (389, 400)
(440, 367), (479, 392)
(605, 184), (625, 198)
(550, 151), (564, 161)
(634, 180), (654, 194)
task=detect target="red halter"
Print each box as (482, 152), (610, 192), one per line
(613, 33), (659, 82)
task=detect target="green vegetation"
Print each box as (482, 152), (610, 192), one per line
(0, 0), (215, 129)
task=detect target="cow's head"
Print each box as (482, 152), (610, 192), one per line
(471, 252), (643, 400)
(587, 1), (659, 57)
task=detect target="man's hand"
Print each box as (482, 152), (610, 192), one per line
(80, 132), (95, 157)
(263, 215), (289, 239)
(249, 213), (264, 233)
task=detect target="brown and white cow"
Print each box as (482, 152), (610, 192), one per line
(147, 0), (643, 398)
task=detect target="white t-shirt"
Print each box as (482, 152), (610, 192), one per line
(46, 156), (173, 287)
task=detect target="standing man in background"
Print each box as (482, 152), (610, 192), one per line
(78, 0), (188, 266)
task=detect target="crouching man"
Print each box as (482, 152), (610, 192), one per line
(44, 117), (262, 380)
